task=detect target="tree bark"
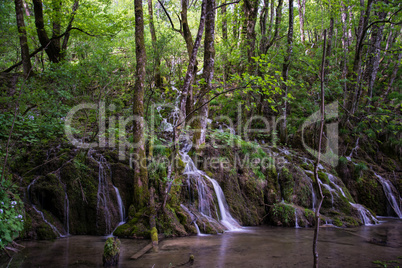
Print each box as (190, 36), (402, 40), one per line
(365, 1), (387, 105)
(193, 0), (216, 148)
(178, 0), (207, 126)
(346, 0), (373, 114)
(62, 1), (79, 57)
(241, 0), (259, 72)
(133, 0), (149, 210)
(148, 0), (162, 87)
(33, 0), (61, 63)
(280, 0), (293, 143)
(297, 0), (306, 44)
(265, 0), (283, 53)
(14, 0), (32, 77)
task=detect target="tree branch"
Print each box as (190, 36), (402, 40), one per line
(157, 0), (181, 33)
(214, 0), (240, 10)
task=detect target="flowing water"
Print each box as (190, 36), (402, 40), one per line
(3, 218), (401, 267)
(373, 172), (402, 218)
(27, 178), (67, 237)
(180, 143), (241, 232)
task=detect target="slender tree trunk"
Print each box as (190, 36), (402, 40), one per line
(15, 0), (32, 77)
(259, 0), (269, 56)
(178, 0), (207, 125)
(51, 0), (61, 52)
(148, 0), (162, 87)
(61, 1), (79, 57)
(180, 0), (197, 119)
(193, 0), (215, 149)
(346, 0), (373, 114)
(221, 1), (229, 81)
(265, 0), (283, 53)
(313, 29), (326, 268)
(365, 3), (387, 105)
(33, 0), (61, 63)
(297, 0), (306, 44)
(133, 0), (149, 210)
(281, 0), (293, 143)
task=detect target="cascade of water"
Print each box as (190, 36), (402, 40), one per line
(180, 144), (241, 231)
(90, 152), (112, 234)
(373, 172), (402, 218)
(180, 204), (203, 236)
(349, 202), (379, 225)
(295, 210), (300, 228)
(27, 178), (65, 237)
(204, 175), (241, 231)
(113, 186), (125, 224)
(326, 173), (347, 198)
(32, 206), (64, 237)
(56, 171), (70, 235)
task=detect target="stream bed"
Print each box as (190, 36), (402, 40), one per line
(1, 218), (401, 268)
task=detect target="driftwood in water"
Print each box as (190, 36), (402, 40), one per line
(130, 235), (164, 260)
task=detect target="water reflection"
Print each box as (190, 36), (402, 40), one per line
(1, 218), (401, 268)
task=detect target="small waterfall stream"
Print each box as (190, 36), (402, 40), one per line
(27, 178), (66, 237)
(374, 172), (402, 218)
(180, 143), (241, 232)
(90, 151), (126, 235)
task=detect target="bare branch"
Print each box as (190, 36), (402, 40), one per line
(214, 0), (240, 10)
(157, 0), (181, 33)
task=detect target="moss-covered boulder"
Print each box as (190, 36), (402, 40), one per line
(103, 237), (121, 267)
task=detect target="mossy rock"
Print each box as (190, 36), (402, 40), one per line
(36, 223), (57, 240)
(269, 202), (296, 227)
(278, 168), (294, 202)
(103, 237), (121, 267)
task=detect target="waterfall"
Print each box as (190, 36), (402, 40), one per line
(374, 172), (402, 218)
(56, 171), (70, 235)
(349, 202), (379, 225)
(180, 144), (241, 231)
(27, 178), (66, 237)
(295, 210), (300, 228)
(180, 204), (203, 236)
(113, 186), (125, 224)
(89, 152), (112, 234)
(204, 176), (241, 231)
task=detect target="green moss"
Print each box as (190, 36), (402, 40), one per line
(150, 227), (158, 242)
(333, 217), (343, 227)
(343, 216), (359, 227)
(271, 203), (296, 226)
(279, 168), (294, 202)
(103, 237), (121, 266)
(318, 171), (329, 184)
(36, 223), (57, 240)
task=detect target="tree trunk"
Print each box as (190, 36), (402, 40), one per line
(221, 1), (229, 81)
(14, 0), (32, 77)
(178, 0), (207, 125)
(148, 0), (162, 87)
(241, 0), (259, 72)
(265, 0), (283, 53)
(193, 0), (216, 149)
(365, 3), (387, 105)
(297, 0), (306, 44)
(133, 0), (149, 210)
(346, 0), (373, 114)
(61, 1), (79, 57)
(313, 29), (326, 268)
(280, 0), (293, 143)
(33, 0), (61, 63)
